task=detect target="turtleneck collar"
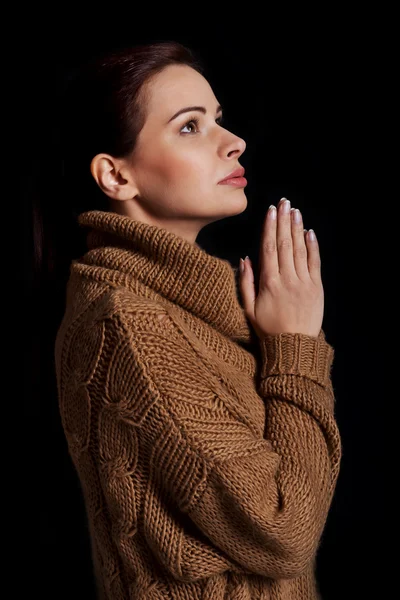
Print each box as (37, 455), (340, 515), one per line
(75, 210), (252, 344)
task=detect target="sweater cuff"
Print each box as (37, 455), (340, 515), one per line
(259, 329), (334, 387)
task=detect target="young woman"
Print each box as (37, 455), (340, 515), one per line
(49, 40), (341, 599)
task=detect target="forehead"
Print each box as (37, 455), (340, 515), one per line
(144, 64), (218, 114)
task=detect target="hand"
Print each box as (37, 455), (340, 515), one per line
(239, 198), (324, 339)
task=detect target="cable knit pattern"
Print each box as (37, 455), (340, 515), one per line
(54, 210), (342, 599)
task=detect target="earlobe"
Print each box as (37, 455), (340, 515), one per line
(90, 154), (138, 201)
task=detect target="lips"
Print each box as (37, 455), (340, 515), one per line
(218, 167), (245, 183)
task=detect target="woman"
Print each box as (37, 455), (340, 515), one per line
(52, 41), (341, 599)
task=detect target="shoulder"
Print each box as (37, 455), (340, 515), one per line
(76, 286), (174, 328)
(107, 288), (176, 329)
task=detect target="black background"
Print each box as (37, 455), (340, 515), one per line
(23, 15), (389, 600)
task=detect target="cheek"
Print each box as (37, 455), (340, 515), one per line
(162, 148), (213, 187)
(136, 138), (213, 191)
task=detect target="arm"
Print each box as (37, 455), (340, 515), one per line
(188, 328), (341, 579)
(99, 306), (341, 582)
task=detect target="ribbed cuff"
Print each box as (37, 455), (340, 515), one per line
(259, 329), (334, 387)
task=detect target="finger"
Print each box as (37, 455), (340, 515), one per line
(239, 256), (256, 324)
(290, 208), (310, 280)
(306, 229), (322, 283)
(259, 204), (279, 286)
(277, 197), (286, 208)
(277, 199), (296, 275)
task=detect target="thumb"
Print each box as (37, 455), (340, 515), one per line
(239, 256), (256, 324)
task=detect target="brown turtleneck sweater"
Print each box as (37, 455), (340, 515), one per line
(54, 210), (342, 600)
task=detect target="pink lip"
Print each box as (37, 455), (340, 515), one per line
(218, 176), (247, 187)
(218, 167), (245, 183)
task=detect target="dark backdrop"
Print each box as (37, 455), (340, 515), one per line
(23, 18), (388, 600)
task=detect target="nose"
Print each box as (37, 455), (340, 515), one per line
(220, 131), (246, 160)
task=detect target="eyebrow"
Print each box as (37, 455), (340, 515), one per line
(167, 104), (223, 123)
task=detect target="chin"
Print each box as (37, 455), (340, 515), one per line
(228, 189), (248, 213)
(211, 191), (248, 221)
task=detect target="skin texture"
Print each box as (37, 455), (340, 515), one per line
(90, 64), (247, 245)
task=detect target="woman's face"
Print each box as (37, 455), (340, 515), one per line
(114, 64), (247, 244)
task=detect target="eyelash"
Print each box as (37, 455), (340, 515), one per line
(180, 115), (224, 134)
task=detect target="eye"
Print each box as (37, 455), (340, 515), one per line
(180, 117), (200, 134)
(180, 115), (224, 134)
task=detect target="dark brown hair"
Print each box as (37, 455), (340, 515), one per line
(32, 40), (205, 286)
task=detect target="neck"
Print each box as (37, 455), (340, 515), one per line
(75, 210), (252, 344)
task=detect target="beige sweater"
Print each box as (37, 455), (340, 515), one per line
(54, 210), (342, 599)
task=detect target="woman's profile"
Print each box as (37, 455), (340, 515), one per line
(50, 40), (341, 599)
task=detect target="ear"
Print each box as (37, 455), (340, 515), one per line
(90, 153), (139, 201)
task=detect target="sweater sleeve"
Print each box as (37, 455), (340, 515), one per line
(189, 329), (342, 579)
(99, 307), (341, 582)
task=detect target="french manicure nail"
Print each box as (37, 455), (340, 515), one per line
(293, 209), (301, 223)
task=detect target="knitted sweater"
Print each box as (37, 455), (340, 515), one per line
(54, 209), (342, 600)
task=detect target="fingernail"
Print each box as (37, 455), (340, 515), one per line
(308, 229), (316, 241)
(292, 208), (301, 223)
(239, 258), (245, 273)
